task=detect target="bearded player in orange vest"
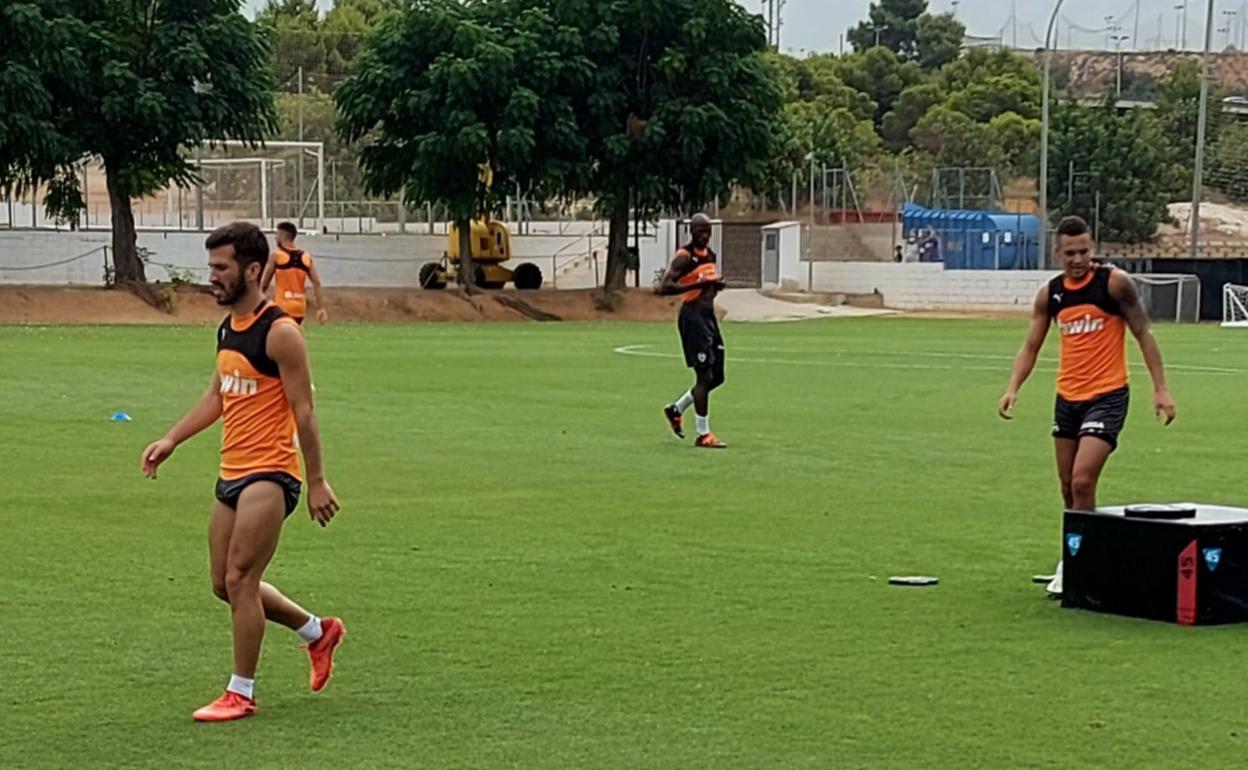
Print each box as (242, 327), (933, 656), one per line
(999, 215), (1177, 597)
(657, 213), (728, 449)
(262, 222), (328, 325)
(141, 222), (344, 722)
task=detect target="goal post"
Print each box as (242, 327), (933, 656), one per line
(1223, 284), (1248, 328)
(1132, 274), (1201, 324)
(195, 140), (325, 233)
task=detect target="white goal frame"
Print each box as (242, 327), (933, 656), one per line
(198, 140), (325, 233)
(1132, 273), (1201, 324)
(1223, 283), (1248, 328)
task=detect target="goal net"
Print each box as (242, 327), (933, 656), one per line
(1133, 274), (1201, 324)
(1223, 284), (1248, 327)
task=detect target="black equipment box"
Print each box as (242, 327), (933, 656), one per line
(1062, 504), (1248, 625)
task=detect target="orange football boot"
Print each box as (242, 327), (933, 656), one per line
(695, 433), (727, 449)
(192, 691), (256, 723)
(306, 617), (346, 692)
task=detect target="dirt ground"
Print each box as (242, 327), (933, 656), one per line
(0, 285), (688, 325)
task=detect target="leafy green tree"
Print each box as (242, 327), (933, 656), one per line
(1209, 123), (1248, 202)
(0, 0), (277, 283)
(1155, 60), (1218, 197)
(985, 111), (1039, 179)
(1047, 100), (1172, 242)
(336, 0), (590, 287)
(560, 0), (782, 289)
(847, 0), (928, 59)
(944, 74), (1040, 123)
(881, 82), (944, 151)
(915, 12), (964, 71)
(0, 1), (89, 216)
(910, 103), (999, 169)
(836, 47), (923, 127)
(939, 48), (1038, 98)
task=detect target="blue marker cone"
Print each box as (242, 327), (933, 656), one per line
(111, 412), (133, 422)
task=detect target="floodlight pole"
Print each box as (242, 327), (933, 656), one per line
(1038, 0), (1066, 270)
(1191, 0), (1217, 259)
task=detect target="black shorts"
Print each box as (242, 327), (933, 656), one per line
(678, 305), (724, 369)
(215, 472), (302, 518)
(1053, 386), (1129, 451)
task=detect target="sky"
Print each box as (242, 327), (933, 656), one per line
(243, 1), (1242, 55)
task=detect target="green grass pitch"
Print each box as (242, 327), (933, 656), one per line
(3, 317), (1248, 769)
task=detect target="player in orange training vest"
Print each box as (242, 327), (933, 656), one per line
(656, 213), (728, 448)
(262, 222), (328, 325)
(999, 215), (1176, 597)
(141, 222), (344, 722)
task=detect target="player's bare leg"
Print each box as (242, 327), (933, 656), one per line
(1055, 438), (1077, 510)
(692, 366), (726, 448)
(1070, 436), (1114, 511)
(227, 484), (285, 673)
(194, 486), (284, 721)
(212, 501), (314, 627)
(1044, 438), (1081, 596)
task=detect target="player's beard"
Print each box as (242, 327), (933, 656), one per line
(212, 274), (245, 307)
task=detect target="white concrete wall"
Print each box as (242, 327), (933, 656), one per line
(0, 228), (660, 288)
(809, 261), (1049, 312)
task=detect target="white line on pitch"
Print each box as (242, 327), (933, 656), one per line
(612, 345), (1244, 376)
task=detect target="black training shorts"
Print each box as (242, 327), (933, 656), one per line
(215, 472), (302, 518)
(1053, 386), (1129, 451)
(678, 304), (724, 369)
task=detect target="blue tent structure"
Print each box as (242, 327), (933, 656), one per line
(902, 204), (1042, 270)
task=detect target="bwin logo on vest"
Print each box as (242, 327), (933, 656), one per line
(1059, 314), (1105, 336)
(220, 370), (259, 397)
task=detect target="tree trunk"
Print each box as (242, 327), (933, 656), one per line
(603, 197), (631, 291)
(105, 164), (147, 284)
(456, 218), (476, 291)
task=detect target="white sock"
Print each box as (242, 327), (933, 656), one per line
(296, 615), (324, 644)
(696, 415), (710, 436)
(674, 391), (695, 413)
(227, 674), (255, 700)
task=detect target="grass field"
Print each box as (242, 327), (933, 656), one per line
(3, 316), (1248, 769)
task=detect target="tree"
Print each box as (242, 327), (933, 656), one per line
(910, 104), (999, 169)
(561, 0), (782, 290)
(836, 46), (923, 127)
(1210, 123), (1248, 203)
(259, 0), (328, 90)
(944, 74), (1040, 123)
(847, 0), (928, 59)
(1155, 59), (1219, 197)
(0, 1), (90, 219)
(881, 82), (944, 151)
(915, 12), (964, 71)
(336, 0), (590, 287)
(1047, 100), (1172, 242)
(985, 111), (1039, 179)
(0, 0), (278, 284)
(939, 48), (1039, 97)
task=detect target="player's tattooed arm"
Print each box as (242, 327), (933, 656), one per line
(999, 286), (1051, 419)
(1111, 270), (1176, 425)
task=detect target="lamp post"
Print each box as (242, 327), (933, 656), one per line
(1191, 0), (1217, 259)
(1038, 0), (1067, 269)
